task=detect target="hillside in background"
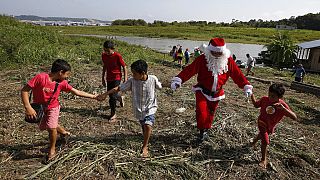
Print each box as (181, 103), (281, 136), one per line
(14, 15), (112, 24)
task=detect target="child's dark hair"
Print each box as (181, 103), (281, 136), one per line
(269, 83), (285, 98)
(103, 40), (115, 49)
(51, 59), (71, 73)
(131, 60), (148, 74)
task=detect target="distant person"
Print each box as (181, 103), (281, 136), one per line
(249, 83), (297, 169)
(184, 48), (191, 65)
(21, 59), (98, 161)
(232, 54), (237, 61)
(176, 46), (184, 67)
(246, 53), (255, 76)
(194, 47), (201, 58)
(171, 37), (253, 142)
(101, 40), (128, 121)
(97, 60), (162, 158)
(170, 46), (177, 61)
(292, 64), (306, 82)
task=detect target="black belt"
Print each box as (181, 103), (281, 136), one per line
(195, 85), (221, 97)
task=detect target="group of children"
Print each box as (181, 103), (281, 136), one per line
(21, 40), (297, 168)
(169, 45), (191, 66)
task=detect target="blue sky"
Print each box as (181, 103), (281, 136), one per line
(0, 0), (319, 23)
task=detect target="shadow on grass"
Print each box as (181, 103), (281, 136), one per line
(60, 106), (111, 119)
(0, 142), (47, 161)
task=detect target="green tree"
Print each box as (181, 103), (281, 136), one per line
(264, 32), (297, 68)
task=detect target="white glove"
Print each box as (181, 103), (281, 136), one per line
(244, 84), (253, 97)
(171, 77), (182, 91)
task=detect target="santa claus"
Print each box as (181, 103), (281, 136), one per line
(171, 37), (253, 141)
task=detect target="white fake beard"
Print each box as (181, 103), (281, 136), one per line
(205, 49), (230, 75)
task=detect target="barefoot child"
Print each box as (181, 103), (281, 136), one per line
(21, 59), (97, 160)
(97, 60), (162, 157)
(250, 83), (297, 168)
(101, 40), (128, 121)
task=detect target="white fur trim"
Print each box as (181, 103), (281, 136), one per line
(192, 87), (225, 101)
(207, 44), (226, 52)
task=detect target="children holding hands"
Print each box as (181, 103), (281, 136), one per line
(21, 59), (98, 161)
(97, 60), (162, 157)
(249, 83), (297, 168)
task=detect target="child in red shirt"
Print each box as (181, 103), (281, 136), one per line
(101, 40), (128, 121)
(250, 83), (297, 168)
(21, 59), (98, 161)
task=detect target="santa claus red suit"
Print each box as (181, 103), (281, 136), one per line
(171, 37), (253, 141)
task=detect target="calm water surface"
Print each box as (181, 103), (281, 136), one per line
(74, 34), (266, 62)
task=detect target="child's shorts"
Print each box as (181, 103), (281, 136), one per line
(39, 106), (60, 130)
(140, 114), (155, 126)
(258, 125), (271, 145)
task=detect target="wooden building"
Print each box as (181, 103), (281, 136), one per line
(297, 39), (320, 72)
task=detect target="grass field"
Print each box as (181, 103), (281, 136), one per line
(50, 25), (320, 45)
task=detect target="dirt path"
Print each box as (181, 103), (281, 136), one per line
(0, 62), (319, 179)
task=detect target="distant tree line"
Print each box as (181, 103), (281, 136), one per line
(112, 13), (320, 30)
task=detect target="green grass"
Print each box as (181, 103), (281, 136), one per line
(50, 25), (320, 45)
(253, 67), (320, 86)
(0, 16), (167, 69)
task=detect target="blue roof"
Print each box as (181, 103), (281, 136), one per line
(298, 39), (320, 49)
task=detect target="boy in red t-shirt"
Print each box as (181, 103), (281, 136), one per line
(21, 59), (98, 161)
(250, 83), (297, 168)
(101, 40), (128, 121)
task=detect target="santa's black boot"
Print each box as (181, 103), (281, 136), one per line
(198, 129), (209, 142)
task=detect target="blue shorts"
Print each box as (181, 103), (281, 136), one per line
(140, 114), (155, 126)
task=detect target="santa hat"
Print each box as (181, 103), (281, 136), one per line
(207, 38), (226, 52)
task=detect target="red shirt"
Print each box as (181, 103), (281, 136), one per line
(254, 96), (291, 133)
(102, 52), (126, 81)
(27, 73), (73, 109)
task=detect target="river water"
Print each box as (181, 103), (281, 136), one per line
(73, 34), (266, 62)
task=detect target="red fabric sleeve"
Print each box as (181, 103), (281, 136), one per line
(117, 53), (126, 67)
(60, 80), (73, 92)
(27, 73), (42, 89)
(177, 55), (202, 83)
(254, 96), (265, 108)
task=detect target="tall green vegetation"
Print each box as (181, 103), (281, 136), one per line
(264, 32), (297, 68)
(0, 15), (167, 69)
(0, 15), (60, 67)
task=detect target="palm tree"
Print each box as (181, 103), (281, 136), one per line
(264, 32), (297, 68)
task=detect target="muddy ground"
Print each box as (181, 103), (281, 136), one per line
(0, 61), (319, 179)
